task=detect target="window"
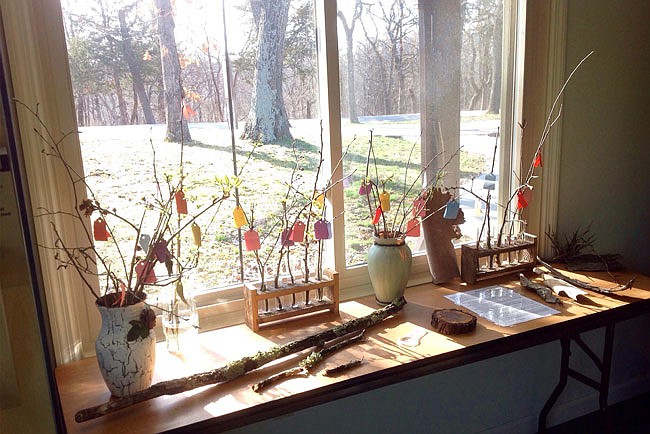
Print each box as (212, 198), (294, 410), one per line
(7, 0), (529, 362)
(337, 1), (507, 270)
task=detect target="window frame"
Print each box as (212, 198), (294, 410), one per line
(4, 0), (568, 363)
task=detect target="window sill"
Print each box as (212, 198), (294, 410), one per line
(55, 269), (650, 434)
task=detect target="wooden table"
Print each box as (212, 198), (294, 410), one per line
(55, 270), (650, 434)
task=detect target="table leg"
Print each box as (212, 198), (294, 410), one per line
(537, 323), (616, 433)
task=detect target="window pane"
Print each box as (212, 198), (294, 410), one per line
(61, 0), (319, 294)
(338, 0), (503, 267)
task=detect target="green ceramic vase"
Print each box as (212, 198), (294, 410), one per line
(367, 236), (412, 304)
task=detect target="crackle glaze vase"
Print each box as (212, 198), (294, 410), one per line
(367, 236), (412, 305)
(95, 300), (156, 397)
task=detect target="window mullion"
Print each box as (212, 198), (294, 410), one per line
(315, 0), (345, 276)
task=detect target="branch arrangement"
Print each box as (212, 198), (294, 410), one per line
(237, 122), (354, 294)
(18, 100), (239, 309)
(360, 130), (461, 240)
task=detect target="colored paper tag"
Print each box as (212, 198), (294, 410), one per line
(379, 191), (391, 212)
(93, 218), (109, 241)
(152, 240), (172, 263)
(372, 207), (382, 225)
(244, 229), (261, 251)
(358, 181), (370, 195)
(313, 192), (325, 209)
(412, 198), (426, 217)
(483, 173), (496, 190)
(191, 222), (202, 247)
(443, 199), (460, 219)
(314, 219), (332, 240)
(290, 220), (306, 242)
(281, 228), (294, 246)
(405, 218), (420, 237)
(135, 260), (157, 284)
(139, 233), (151, 253)
(517, 186), (532, 209)
(175, 190), (188, 215)
(233, 205), (247, 229)
(534, 150), (543, 167)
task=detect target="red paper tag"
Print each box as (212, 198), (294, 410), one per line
(534, 150), (543, 167)
(412, 198), (426, 217)
(290, 220), (306, 242)
(93, 218), (109, 241)
(135, 260), (157, 284)
(517, 187), (532, 209)
(244, 229), (261, 251)
(405, 218), (420, 237)
(372, 207), (382, 225)
(175, 190), (188, 215)
(281, 228), (294, 246)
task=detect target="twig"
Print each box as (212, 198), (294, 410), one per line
(252, 331), (365, 392)
(535, 257), (634, 294)
(322, 358), (364, 377)
(75, 297), (407, 422)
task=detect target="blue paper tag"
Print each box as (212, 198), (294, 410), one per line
(443, 199), (460, 219)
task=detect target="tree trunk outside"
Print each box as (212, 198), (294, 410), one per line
(337, 2), (362, 124)
(119, 8), (156, 124)
(112, 69), (129, 125)
(241, 0), (292, 143)
(487, 0), (503, 115)
(155, 0), (191, 142)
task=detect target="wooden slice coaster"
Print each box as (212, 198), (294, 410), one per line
(430, 309), (477, 335)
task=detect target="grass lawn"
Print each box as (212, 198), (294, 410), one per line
(78, 118), (489, 294)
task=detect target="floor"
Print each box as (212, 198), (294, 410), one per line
(545, 392), (650, 434)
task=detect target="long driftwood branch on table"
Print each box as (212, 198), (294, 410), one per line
(536, 257), (635, 294)
(75, 297), (407, 423)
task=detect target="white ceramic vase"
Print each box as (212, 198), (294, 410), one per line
(95, 299), (156, 397)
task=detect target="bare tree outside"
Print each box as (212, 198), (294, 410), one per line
(337, 0), (364, 123)
(118, 6), (156, 124)
(155, 0), (191, 142)
(240, 0), (293, 143)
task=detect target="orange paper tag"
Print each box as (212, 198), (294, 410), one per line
(379, 191), (391, 212)
(405, 218), (420, 237)
(175, 190), (188, 215)
(372, 207), (382, 225)
(93, 218), (109, 241)
(233, 206), (247, 228)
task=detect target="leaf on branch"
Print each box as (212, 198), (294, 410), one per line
(127, 320), (150, 342)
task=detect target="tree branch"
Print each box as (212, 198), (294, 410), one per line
(75, 297), (407, 423)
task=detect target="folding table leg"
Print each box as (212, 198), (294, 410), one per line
(537, 323), (615, 433)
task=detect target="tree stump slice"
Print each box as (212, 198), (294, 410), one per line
(430, 309), (477, 335)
